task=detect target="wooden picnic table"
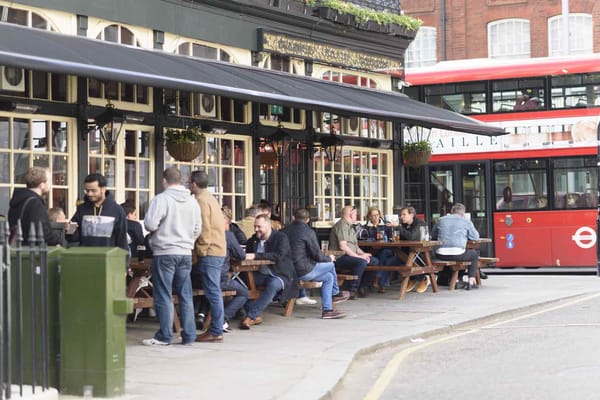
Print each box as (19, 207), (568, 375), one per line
(230, 258), (275, 300)
(356, 240), (443, 299)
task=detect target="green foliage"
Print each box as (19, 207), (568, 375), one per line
(164, 127), (205, 144)
(402, 140), (432, 157)
(306, 0), (422, 30)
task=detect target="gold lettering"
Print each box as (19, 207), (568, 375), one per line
(262, 32), (402, 71)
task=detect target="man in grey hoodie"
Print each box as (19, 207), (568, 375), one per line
(142, 167), (202, 346)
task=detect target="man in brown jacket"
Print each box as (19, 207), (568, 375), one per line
(190, 170), (227, 342)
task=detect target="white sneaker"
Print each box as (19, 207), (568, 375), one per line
(223, 321), (232, 333)
(142, 338), (169, 346)
(296, 296), (317, 305)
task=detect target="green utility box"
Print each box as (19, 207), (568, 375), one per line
(59, 247), (132, 397)
(11, 247), (64, 389)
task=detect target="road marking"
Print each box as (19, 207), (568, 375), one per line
(363, 292), (600, 400)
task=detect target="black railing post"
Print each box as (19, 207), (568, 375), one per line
(37, 221), (49, 390)
(0, 220), (8, 400)
(27, 222), (37, 394)
(15, 219), (24, 397)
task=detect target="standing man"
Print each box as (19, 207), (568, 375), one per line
(329, 205), (378, 299)
(69, 173), (128, 251)
(431, 203), (480, 290)
(142, 167), (202, 346)
(242, 214), (297, 329)
(8, 166), (66, 246)
(283, 208), (349, 319)
(190, 170), (227, 342)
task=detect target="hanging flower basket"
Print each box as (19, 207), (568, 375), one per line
(166, 142), (203, 162)
(403, 149), (431, 166)
(165, 127), (205, 162)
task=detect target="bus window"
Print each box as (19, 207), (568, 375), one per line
(551, 73), (600, 109)
(494, 159), (548, 210)
(492, 78), (544, 112)
(424, 82), (486, 114)
(553, 157), (597, 209)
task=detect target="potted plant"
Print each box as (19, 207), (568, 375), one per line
(402, 126), (432, 166)
(165, 126), (205, 162)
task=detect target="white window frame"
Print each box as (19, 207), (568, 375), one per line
(548, 13), (593, 56)
(405, 27), (437, 68)
(488, 19), (531, 59)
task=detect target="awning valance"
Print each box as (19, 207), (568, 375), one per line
(0, 23), (505, 136)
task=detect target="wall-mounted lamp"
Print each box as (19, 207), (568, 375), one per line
(267, 124), (291, 158)
(320, 133), (344, 162)
(0, 101), (39, 113)
(88, 101), (125, 153)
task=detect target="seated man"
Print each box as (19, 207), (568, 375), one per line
(241, 214), (297, 329)
(397, 206), (430, 293)
(282, 208), (350, 319)
(431, 203), (480, 290)
(329, 205), (378, 299)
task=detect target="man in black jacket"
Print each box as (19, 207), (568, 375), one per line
(282, 208), (349, 319)
(397, 206), (430, 293)
(69, 173), (128, 252)
(242, 214), (297, 329)
(8, 166), (66, 246)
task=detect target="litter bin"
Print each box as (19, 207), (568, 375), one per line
(10, 246), (64, 389)
(59, 247), (132, 397)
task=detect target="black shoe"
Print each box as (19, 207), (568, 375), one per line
(455, 281), (468, 290)
(480, 271), (489, 280)
(348, 291), (358, 300)
(466, 283), (479, 290)
(357, 287), (368, 298)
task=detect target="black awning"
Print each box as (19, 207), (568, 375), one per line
(0, 23), (505, 136)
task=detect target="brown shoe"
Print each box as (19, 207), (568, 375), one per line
(195, 332), (223, 343)
(405, 279), (417, 292)
(332, 291), (350, 304)
(239, 317), (254, 330)
(416, 276), (431, 293)
(254, 315), (263, 325)
(322, 310), (347, 319)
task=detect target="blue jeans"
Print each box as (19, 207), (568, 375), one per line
(151, 254), (195, 344)
(375, 249), (395, 287)
(299, 261), (339, 311)
(335, 255), (378, 291)
(221, 278), (249, 321)
(196, 256), (226, 336)
(245, 272), (283, 320)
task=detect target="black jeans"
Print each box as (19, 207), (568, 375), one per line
(436, 249), (480, 278)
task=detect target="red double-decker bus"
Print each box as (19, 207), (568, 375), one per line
(402, 55), (600, 268)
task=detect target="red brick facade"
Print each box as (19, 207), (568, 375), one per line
(402, 0), (600, 60)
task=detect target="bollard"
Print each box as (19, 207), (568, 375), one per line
(59, 247), (132, 397)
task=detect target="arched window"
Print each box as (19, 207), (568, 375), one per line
(2, 7), (55, 31)
(548, 13), (593, 56)
(488, 19), (530, 59)
(406, 27), (437, 68)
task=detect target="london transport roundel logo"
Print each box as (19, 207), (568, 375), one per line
(571, 226), (597, 249)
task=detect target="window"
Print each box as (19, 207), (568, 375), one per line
(260, 55), (301, 124)
(488, 19), (530, 59)
(89, 25), (150, 105)
(494, 159), (547, 210)
(165, 135), (251, 221)
(424, 82), (487, 114)
(548, 14), (593, 56)
(405, 27), (437, 68)
(553, 157), (597, 209)
(0, 117), (72, 216)
(551, 73), (600, 109)
(177, 42), (233, 62)
(313, 147), (392, 226)
(491, 78), (544, 112)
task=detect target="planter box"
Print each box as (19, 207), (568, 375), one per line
(315, 6), (339, 22)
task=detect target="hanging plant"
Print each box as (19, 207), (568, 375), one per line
(402, 126), (432, 166)
(165, 127), (205, 162)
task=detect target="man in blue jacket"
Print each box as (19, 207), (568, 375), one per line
(431, 203), (480, 290)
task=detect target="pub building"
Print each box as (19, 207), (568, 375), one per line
(0, 0), (501, 229)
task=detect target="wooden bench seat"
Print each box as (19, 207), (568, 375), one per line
(283, 280), (324, 316)
(444, 257), (500, 290)
(172, 289), (237, 333)
(364, 264), (444, 299)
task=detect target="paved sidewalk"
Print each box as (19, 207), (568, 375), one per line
(112, 275), (597, 400)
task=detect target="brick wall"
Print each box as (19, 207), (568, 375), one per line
(402, 0), (600, 61)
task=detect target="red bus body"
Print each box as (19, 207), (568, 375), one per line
(405, 56), (600, 268)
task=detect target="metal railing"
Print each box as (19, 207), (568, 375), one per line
(1, 220), (50, 399)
